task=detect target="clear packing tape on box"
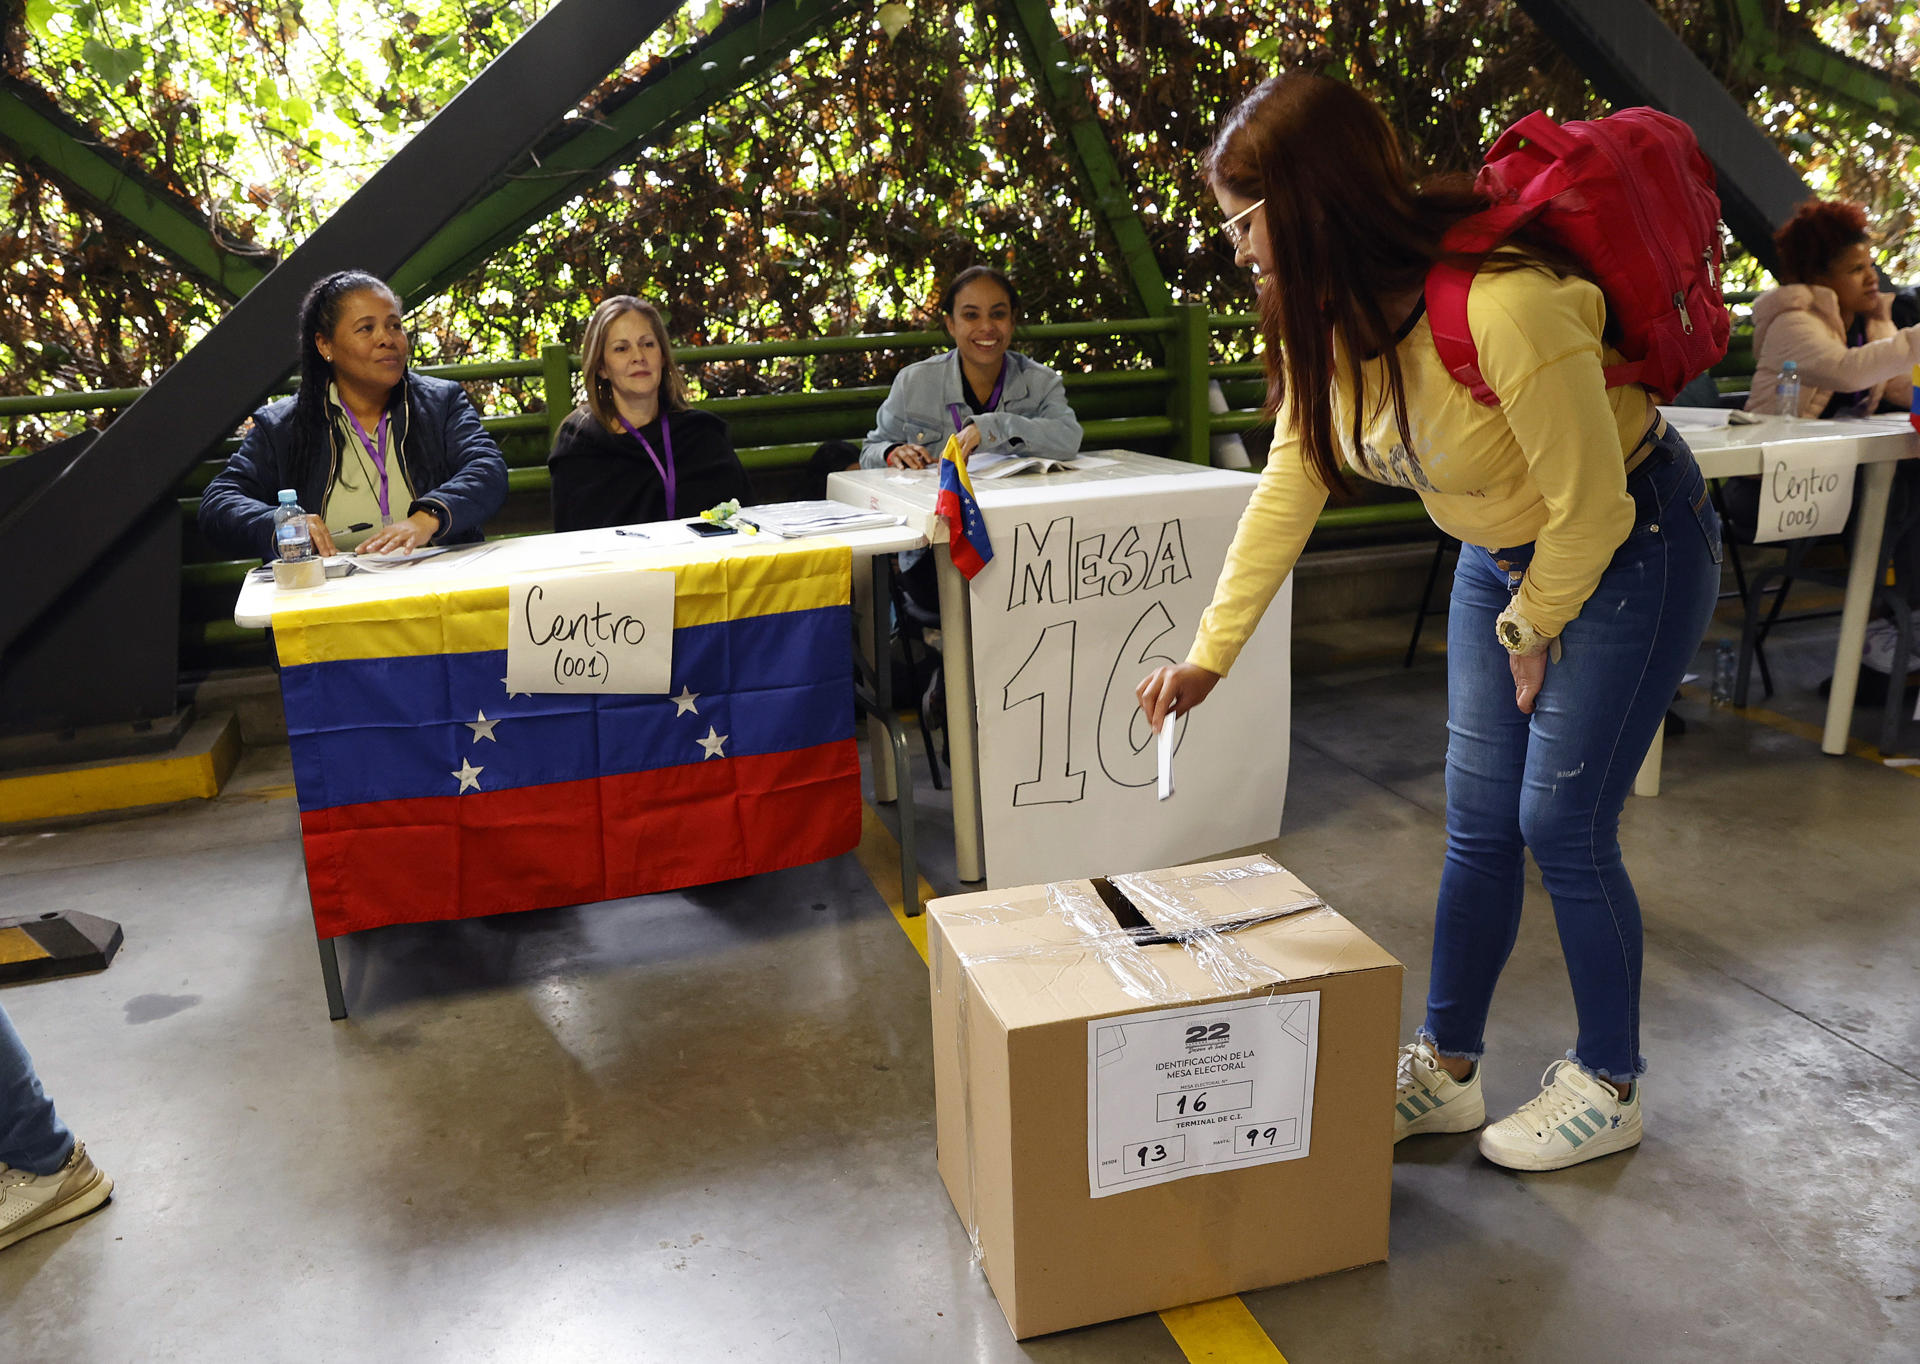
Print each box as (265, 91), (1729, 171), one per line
(928, 855), (1337, 1270)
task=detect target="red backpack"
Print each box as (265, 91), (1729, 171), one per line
(1425, 107), (1730, 406)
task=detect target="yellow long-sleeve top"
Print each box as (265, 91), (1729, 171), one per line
(1190, 264), (1653, 677)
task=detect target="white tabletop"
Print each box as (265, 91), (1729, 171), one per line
(1667, 412), (1920, 480)
(827, 449), (1253, 544)
(233, 520), (926, 629)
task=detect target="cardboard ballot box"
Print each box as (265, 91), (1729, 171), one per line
(927, 854), (1403, 1339)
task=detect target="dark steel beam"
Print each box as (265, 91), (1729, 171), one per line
(0, 80), (273, 299)
(395, 0), (861, 304)
(0, 0), (689, 659)
(1517, 0), (1813, 276)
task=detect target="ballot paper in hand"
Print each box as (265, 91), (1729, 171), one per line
(1157, 709), (1177, 801)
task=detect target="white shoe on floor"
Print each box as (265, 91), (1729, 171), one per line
(0, 1140), (113, 1252)
(1478, 1060), (1641, 1171)
(1394, 1040), (1485, 1142)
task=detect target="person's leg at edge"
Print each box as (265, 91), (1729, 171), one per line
(1, 1001), (113, 1252)
(0, 1003), (72, 1175)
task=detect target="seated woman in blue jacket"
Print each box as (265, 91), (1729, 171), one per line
(860, 267), (1082, 469)
(199, 270), (508, 560)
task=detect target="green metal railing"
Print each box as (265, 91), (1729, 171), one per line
(4, 301), (1763, 671)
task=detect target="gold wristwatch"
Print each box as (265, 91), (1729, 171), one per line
(1495, 602), (1548, 656)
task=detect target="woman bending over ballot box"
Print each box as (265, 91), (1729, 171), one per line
(548, 295), (752, 532)
(859, 266), (1082, 470)
(1137, 73), (1721, 1173)
(199, 270), (508, 560)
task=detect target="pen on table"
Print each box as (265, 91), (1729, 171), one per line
(345, 522), (373, 533)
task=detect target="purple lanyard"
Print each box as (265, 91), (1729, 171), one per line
(617, 412), (676, 519)
(948, 361), (1006, 434)
(342, 406), (392, 519)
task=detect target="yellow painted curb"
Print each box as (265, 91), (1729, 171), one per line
(0, 712), (241, 823)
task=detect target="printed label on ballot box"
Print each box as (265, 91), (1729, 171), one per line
(1086, 992), (1319, 1198)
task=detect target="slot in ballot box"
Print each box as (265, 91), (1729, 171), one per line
(927, 854), (1403, 1338)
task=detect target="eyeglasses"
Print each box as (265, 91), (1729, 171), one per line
(1222, 198), (1266, 247)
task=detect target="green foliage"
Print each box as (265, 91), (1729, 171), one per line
(1, 0), (1917, 438)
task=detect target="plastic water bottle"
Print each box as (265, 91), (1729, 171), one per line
(1710, 638), (1737, 706)
(273, 489), (314, 561)
(1774, 360), (1801, 418)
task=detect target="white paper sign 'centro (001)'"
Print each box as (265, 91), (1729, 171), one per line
(506, 570), (675, 694)
(1086, 992), (1320, 1198)
(1754, 449), (1856, 544)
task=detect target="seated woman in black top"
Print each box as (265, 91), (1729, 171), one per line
(549, 296), (751, 531)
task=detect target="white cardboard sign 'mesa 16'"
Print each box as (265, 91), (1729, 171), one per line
(1087, 992), (1320, 1198)
(966, 475), (1291, 889)
(507, 570), (675, 693)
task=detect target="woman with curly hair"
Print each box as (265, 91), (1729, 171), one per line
(1742, 201), (1920, 696)
(1746, 200), (1919, 420)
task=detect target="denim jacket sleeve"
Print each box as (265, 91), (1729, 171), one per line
(409, 383), (508, 540)
(860, 361), (938, 469)
(971, 359), (1081, 457)
(197, 412), (293, 562)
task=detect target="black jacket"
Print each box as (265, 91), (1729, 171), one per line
(548, 406), (752, 531)
(198, 372), (508, 561)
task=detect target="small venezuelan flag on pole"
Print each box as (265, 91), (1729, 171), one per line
(935, 433), (994, 579)
(1911, 363), (1919, 434)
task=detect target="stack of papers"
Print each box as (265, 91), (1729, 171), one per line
(968, 453), (1118, 479)
(735, 501), (908, 537)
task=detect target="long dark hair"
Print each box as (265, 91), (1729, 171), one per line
(1206, 73), (1575, 494)
(292, 270), (402, 474)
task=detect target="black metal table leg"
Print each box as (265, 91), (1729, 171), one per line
(317, 934), (348, 1020)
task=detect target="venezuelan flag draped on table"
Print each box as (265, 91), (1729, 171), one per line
(272, 542), (861, 938)
(935, 434), (995, 579)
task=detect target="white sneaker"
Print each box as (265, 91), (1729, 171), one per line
(1861, 619), (1900, 675)
(0, 1140), (113, 1252)
(1478, 1060), (1641, 1171)
(1394, 1040), (1485, 1142)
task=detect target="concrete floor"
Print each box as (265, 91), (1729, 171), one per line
(1, 606), (1915, 1362)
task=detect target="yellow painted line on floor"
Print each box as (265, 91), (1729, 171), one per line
(852, 806), (1289, 1364)
(1676, 683), (1920, 779)
(855, 803), (931, 964)
(1160, 1297), (1290, 1362)
(240, 781), (300, 802)
(0, 926), (53, 965)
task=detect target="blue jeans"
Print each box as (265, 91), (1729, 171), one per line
(1423, 426), (1721, 1082)
(0, 1003), (73, 1175)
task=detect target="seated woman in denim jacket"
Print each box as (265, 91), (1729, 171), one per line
(859, 267), (1083, 470)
